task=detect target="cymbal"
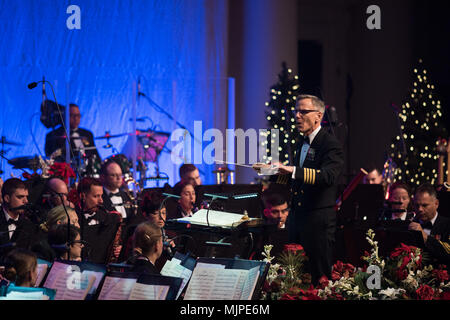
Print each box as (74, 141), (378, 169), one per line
(95, 132), (128, 140)
(0, 136), (23, 146)
(8, 155), (40, 170)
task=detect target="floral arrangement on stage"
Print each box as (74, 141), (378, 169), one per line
(261, 229), (450, 300)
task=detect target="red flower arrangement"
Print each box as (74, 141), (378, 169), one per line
(415, 285), (435, 300)
(331, 260), (356, 281)
(283, 244), (306, 255)
(48, 162), (76, 185)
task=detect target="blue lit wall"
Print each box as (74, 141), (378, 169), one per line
(0, 0), (228, 186)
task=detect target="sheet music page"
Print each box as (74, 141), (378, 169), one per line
(177, 209), (246, 227)
(44, 263), (96, 300)
(160, 259), (193, 299)
(82, 270), (105, 295)
(128, 283), (169, 300)
(35, 263), (48, 287)
(184, 267), (243, 300)
(97, 276), (137, 300)
(43, 261), (67, 289)
(183, 267), (217, 300)
(195, 262), (225, 269)
(240, 266), (260, 300)
(61, 274), (96, 300)
(232, 270), (249, 300)
(209, 269), (242, 300)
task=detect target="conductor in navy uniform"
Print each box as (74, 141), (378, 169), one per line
(274, 94), (344, 284)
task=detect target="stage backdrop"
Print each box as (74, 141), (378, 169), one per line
(0, 0), (229, 187)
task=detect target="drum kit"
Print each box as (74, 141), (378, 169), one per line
(1, 127), (170, 189)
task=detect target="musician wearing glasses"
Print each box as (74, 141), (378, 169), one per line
(44, 103), (100, 162)
(274, 94), (344, 285)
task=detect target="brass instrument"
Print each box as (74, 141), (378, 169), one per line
(123, 174), (141, 216)
(106, 207), (124, 264)
(382, 157), (397, 199)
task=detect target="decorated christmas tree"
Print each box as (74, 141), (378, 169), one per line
(262, 62), (302, 165)
(389, 59), (447, 186)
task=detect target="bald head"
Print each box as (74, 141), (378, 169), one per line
(47, 178), (71, 207)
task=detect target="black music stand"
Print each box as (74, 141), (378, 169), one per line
(194, 184), (264, 218)
(338, 184), (385, 228)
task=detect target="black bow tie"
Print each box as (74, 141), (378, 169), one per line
(109, 192), (121, 198)
(421, 221), (433, 230)
(84, 213), (97, 223)
(304, 136), (310, 145)
(7, 219), (18, 226)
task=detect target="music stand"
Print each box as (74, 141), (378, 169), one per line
(194, 184), (264, 218)
(338, 184), (385, 228)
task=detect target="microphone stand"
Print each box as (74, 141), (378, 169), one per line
(203, 193), (229, 228)
(47, 186), (71, 261)
(27, 80), (82, 179)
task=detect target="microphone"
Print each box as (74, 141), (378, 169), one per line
(27, 82), (38, 89)
(129, 117), (146, 122)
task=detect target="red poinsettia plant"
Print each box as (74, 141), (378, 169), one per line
(261, 229), (450, 300)
(48, 162), (76, 185)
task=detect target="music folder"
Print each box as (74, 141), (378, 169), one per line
(42, 260), (107, 300)
(96, 271), (183, 300)
(183, 256), (269, 300)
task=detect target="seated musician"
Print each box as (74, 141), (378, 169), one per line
(32, 205), (80, 261)
(47, 224), (84, 261)
(44, 103), (100, 163)
(167, 181), (196, 219)
(129, 222), (163, 275)
(75, 177), (122, 264)
(387, 182), (415, 221)
(100, 159), (141, 224)
(42, 177), (75, 211)
(0, 178), (38, 255)
(1, 248), (38, 288)
(363, 165), (384, 185)
(262, 191), (289, 229)
(174, 164), (202, 188)
(121, 189), (173, 263)
(408, 183), (450, 266)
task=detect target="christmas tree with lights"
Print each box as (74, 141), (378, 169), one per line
(262, 62), (302, 165)
(389, 59), (447, 186)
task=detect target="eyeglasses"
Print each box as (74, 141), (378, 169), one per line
(70, 114), (81, 118)
(294, 109), (319, 115)
(70, 240), (87, 247)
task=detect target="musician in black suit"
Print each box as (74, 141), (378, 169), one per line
(129, 221), (163, 275)
(409, 183), (450, 266)
(274, 94), (344, 284)
(0, 178), (38, 256)
(44, 103), (100, 162)
(76, 177), (121, 264)
(100, 159), (145, 261)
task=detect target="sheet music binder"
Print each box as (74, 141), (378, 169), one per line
(36, 258), (53, 287)
(184, 256), (269, 300)
(96, 271), (183, 300)
(42, 259), (107, 300)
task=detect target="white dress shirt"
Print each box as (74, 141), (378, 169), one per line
(292, 126), (322, 178)
(3, 208), (19, 239)
(104, 188), (127, 218)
